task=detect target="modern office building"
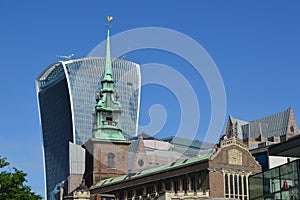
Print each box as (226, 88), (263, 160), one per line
(36, 53), (140, 197)
(249, 135), (300, 199)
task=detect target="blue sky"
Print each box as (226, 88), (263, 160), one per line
(0, 0), (300, 198)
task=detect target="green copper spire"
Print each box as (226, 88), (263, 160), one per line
(103, 28), (113, 82)
(92, 16), (125, 141)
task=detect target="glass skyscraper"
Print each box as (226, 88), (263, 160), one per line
(36, 57), (141, 198)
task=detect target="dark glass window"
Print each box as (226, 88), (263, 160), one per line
(234, 175), (238, 195)
(197, 175), (202, 190)
(230, 174), (234, 195)
(243, 176), (247, 196)
(137, 187), (144, 196)
(190, 176), (195, 191)
(174, 179), (179, 193)
(127, 190), (133, 199)
(182, 178), (187, 192)
(225, 174), (229, 194)
(157, 182), (162, 193)
(165, 180), (171, 190)
(239, 175), (242, 195)
(119, 191), (124, 200)
(146, 185), (154, 195)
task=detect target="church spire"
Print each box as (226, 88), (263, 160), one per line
(103, 16), (113, 83)
(93, 16), (125, 141)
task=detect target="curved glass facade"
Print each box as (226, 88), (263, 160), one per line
(36, 57), (141, 198)
(37, 75), (73, 198)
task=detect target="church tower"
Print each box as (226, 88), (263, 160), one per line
(84, 17), (131, 187)
(92, 17), (124, 141)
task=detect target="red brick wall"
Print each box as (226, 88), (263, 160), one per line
(286, 108), (299, 139)
(93, 142), (129, 182)
(84, 140), (130, 187)
(209, 171), (224, 198)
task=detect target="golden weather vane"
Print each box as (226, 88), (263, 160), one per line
(106, 16), (113, 28)
(107, 16), (113, 22)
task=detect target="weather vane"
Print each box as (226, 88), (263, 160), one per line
(106, 16), (113, 28)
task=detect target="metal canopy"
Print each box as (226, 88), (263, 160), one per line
(269, 134), (300, 157)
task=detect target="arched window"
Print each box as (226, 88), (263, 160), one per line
(108, 153), (115, 168)
(138, 159), (144, 167)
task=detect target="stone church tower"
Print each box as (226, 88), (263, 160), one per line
(83, 19), (131, 187)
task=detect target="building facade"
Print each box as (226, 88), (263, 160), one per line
(89, 138), (261, 200)
(36, 49), (140, 197)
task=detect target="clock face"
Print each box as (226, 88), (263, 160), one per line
(228, 149), (242, 165)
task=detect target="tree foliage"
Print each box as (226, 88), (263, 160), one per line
(0, 156), (42, 200)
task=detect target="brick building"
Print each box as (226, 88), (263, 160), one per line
(89, 138), (261, 200)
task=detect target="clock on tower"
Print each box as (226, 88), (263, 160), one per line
(228, 149), (242, 165)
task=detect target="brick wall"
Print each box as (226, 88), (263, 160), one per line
(209, 171), (224, 198)
(84, 139), (130, 187)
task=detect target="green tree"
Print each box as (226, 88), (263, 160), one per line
(0, 156), (42, 200)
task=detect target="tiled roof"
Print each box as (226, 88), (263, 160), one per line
(250, 108), (290, 137)
(230, 108), (292, 139)
(242, 122), (268, 139)
(91, 152), (213, 190)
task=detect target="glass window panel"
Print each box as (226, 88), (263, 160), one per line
(249, 173), (262, 199)
(234, 175), (238, 195)
(238, 175), (242, 195)
(225, 174), (229, 194)
(230, 174), (234, 195)
(244, 176), (248, 196)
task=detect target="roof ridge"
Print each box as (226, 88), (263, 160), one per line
(251, 107), (290, 123)
(229, 115), (249, 124)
